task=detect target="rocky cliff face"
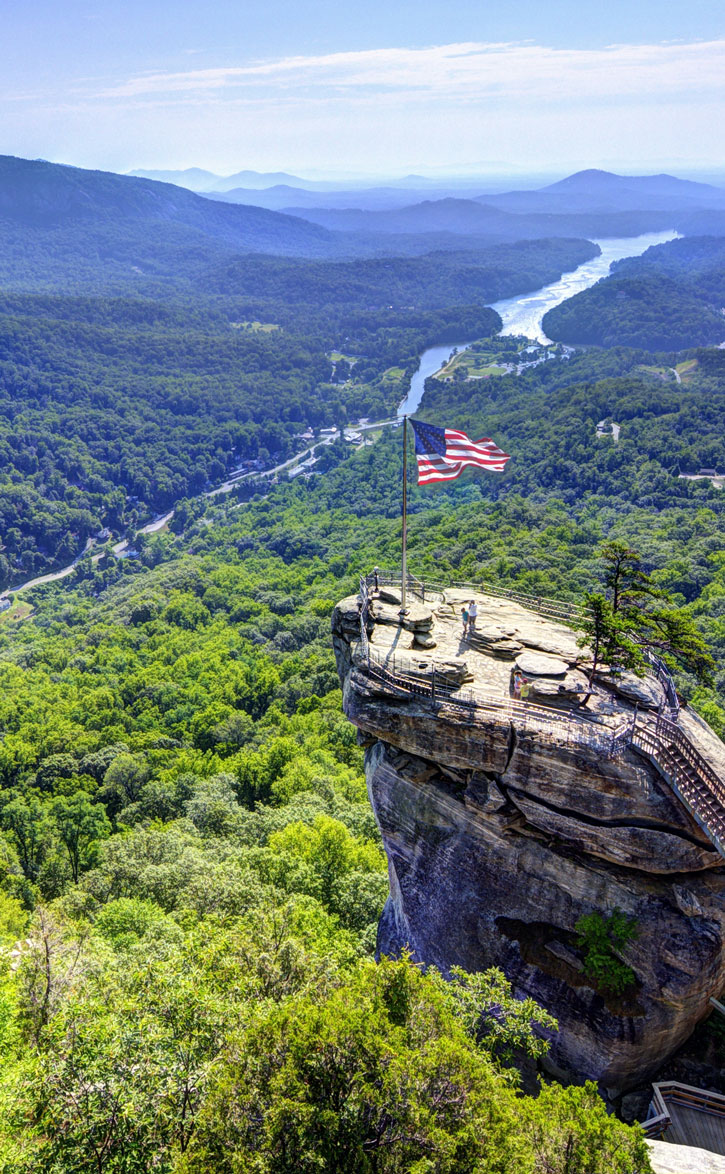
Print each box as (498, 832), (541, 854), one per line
(332, 587), (725, 1094)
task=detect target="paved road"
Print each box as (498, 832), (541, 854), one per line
(1, 419), (399, 599)
(208, 418), (398, 497)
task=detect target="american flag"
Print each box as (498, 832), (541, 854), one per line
(410, 419), (510, 485)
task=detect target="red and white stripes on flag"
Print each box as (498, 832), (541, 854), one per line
(410, 418), (510, 485)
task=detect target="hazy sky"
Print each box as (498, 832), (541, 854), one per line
(3, 0), (725, 178)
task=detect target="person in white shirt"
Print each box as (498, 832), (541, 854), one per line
(468, 599), (478, 633)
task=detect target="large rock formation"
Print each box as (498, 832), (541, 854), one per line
(332, 588), (725, 1094)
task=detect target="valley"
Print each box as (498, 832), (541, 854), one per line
(0, 150), (723, 1173)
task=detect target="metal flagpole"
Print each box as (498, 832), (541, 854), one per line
(400, 415), (408, 615)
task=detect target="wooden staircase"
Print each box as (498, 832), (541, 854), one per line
(632, 716), (725, 859)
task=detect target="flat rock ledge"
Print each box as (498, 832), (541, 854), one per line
(648, 1139), (725, 1174)
(332, 589), (725, 1093)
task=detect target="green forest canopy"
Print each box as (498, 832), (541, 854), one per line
(542, 234), (725, 350)
(0, 236), (600, 587)
(0, 468), (670, 1171)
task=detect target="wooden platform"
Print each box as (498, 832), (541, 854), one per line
(646, 1082), (725, 1156)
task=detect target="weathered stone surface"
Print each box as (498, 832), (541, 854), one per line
(603, 670), (664, 710)
(515, 651), (569, 677)
(443, 592), (583, 662)
(331, 591), (725, 1092)
(367, 739), (725, 1090)
(371, 599), (433, 631)
(522, 670), (588, 706)
(378, 586), (402, 605)
(648, 1139), (725, 1174)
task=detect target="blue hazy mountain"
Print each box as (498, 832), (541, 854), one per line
(478, 169), (725, 214)
(206, 184), (484, 212)
(130, 167), (345, 192)
(276, 197), (676, 241)
(127, 167), (224, 191)
(0, 155), (342, 286)
(274, 170), (725, 241)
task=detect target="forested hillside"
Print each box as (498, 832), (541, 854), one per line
(0, 157), (598, 290)
(1, 155), (725, 1172)
(0, 338), (723, 1163)
(543, 235), (725, 349)
(0, 229), (598, 588)
(206, 238), (599, 308)
(2, 303), (725, 1167)
(0, 428), (700, 1171)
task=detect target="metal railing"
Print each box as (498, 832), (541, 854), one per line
(362, 570), (681, 715)
(632, 713), (725, 857)
(358, 647), (631, 760)
(642, 648), (680, 720)
(643, 1081), (725, 1140)
(356, 569), (725, 858)
(363, 568), (580, 625)
(358, 574), (370, 660)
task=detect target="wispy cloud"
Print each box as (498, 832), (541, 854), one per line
(97, 39), (725, 106)
(6, 37), (724, 175)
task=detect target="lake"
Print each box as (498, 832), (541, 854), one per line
(398, 229), (679, 416)
(490, 229), (679, 343)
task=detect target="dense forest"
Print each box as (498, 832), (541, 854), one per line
(1, 156), (725, 1171)
(0, 371), (723, 1163)
(0, 447), (688, 1171)
(543, 234), (725, 350)
(0, 235), (600, 588)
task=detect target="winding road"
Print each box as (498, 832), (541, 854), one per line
(1, 230), (681, 603)
(2, 419), (401, 599)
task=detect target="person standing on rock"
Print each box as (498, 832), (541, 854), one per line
(461, 603), (469, 637)
(512, 668), (523, 698)
(468, 599), (478, 634)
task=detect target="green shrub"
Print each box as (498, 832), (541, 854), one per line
(575, 908), (638, 995)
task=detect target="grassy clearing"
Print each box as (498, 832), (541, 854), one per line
(231, 321), (281, 333)
(676, 358), (699, 383)
(0, 599), (34, 625)
(636, 364), (672, 381)
(379, 365), (406, 382)
(439, 351), (509, 380)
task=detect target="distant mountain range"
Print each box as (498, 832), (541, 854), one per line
(477, 169), (725, 215)
(277, 199), (677, 241)
(127, 167), (506, 195)
(206, 184), (473, 212)
(125, 165), (725, 243)
(3, 157), (725, 295)
(0, 156), (334, 247)
(200, 169), (725, 238)
(0, 155), (344, 289)
(129, 167), (356, 193)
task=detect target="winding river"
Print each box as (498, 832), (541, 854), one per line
(2, 229), (681, 600)
(397, 229), (679, 416)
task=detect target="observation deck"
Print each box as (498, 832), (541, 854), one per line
(347, 570), (725, 862)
